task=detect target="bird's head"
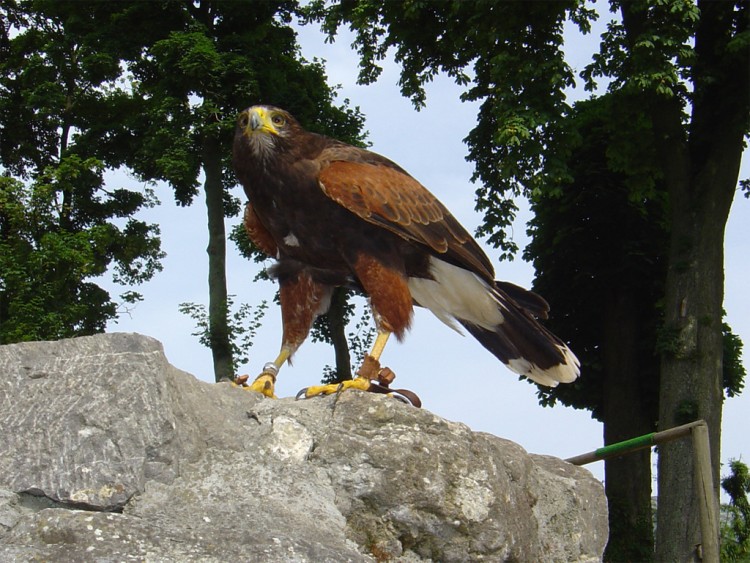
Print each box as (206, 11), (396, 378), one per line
(235, 105), (296, 159)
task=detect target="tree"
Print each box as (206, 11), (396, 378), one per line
(178, 296), (268, 373)
(630, 5), (748, 559)
(721, 458), (750, 561)
(525, 93), (665, 560)
(97, 0), (366, 381)
(0, 0), (164, 343)
(312, 0), (749, 558)
(527, 92), (746, 560)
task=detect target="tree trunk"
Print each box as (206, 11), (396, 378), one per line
(655, 160), (737, 561)
(327, 288), (353, 383)
(602, 289), (656, 562)
(0, 209), (8, 339)
(655, 182), (729, 562)
(653, 3), (748, 559)
(203, 137), (233, 382)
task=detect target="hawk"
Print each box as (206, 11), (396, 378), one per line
(232, 105), (579, 400)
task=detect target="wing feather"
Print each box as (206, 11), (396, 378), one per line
(318, 159), (494, 281)
(243, 202), (277, 257)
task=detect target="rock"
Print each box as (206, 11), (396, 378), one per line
(0, 333), (607, 562)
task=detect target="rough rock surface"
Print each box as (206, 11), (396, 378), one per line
(0, 333), (607, 562)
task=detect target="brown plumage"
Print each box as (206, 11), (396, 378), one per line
(232, 105), (579, 394)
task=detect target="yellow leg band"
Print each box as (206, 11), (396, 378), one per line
(246, 346), (292, 398)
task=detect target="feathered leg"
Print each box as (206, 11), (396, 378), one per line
(245, 269), (332, 397)
(301, 253), (412, 398)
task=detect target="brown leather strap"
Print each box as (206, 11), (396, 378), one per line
(367, 381), (422, 408)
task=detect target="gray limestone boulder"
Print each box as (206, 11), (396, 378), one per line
(0, 333), (607, 562)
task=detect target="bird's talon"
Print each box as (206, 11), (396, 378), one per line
(295, 370), (422, 408)
(244, 372), (277, 398)
(299, 377), (372, 399)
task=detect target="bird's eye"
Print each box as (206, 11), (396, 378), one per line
(271, 114), (286, 127)
(238, 113), (249, 128)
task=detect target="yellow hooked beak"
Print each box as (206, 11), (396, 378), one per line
(240, 106), (281, 137)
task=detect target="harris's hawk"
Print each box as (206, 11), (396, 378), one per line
(232, 105), (579, 400)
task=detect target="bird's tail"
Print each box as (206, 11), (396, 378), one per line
(408, 257), (579, 386)
(459, 305), (580, 387)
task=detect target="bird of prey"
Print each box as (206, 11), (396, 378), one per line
(231, 105), (579, 400)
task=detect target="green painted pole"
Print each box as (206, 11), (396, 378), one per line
(565, 420), (704, 466)
(594, 432), (656, 459)
(565, 420), (718, 563)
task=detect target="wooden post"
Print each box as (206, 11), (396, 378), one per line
(565, 420), (720, 562)
(691, 422), (719, 563)
(565, 420), (703, 466)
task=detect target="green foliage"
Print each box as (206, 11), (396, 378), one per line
(655, 323), (683, 357)
(311, 0), (749, 259)
(119, 1), (367, 208)
(178, 297), (268, 375)
(524, 94), (665, 420)
(721, 459), (750, 561)
(309, 0), (585, 258)
(673, 399), (699, 426)
(0, 1), (164, 343)
(582, 0), (698, 100)
(1, 0), (370, 381)
(655, 315), (745, 402)
(724, 322), (747, 398)
(0, 170), (161, 343)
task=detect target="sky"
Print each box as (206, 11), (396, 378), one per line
(102, 13), (748, 488)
